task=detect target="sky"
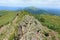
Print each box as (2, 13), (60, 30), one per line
(0, 0), (60, 8)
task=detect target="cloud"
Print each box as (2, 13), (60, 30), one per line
(0, 0), (60, 8)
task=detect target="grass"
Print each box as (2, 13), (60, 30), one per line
(32, 14), (60, 34)
(0, 11), (16, 27)
(0, 11), (17, 40)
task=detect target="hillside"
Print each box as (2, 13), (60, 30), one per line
(45, 9), (60, 15)
(0, 6), (60, 15)
(23, 7), (48, 14)
(17, 15), (59, 40)
(33, 14), (60, 34)
(0, 10), (60, 40)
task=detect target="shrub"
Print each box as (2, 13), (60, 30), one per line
(39, 17), (45, 22)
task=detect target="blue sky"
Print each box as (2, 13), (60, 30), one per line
(0, 0), (60, 8)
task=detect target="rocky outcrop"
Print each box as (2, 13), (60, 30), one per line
(17, 15), (59, 40)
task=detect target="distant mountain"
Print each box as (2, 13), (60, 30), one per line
(23, 7), (48, 14)
(0, 6), (60, 15)
(45, 9), (60, 15)
(22, 7), (60, 16)
(0, 6), (23, 10)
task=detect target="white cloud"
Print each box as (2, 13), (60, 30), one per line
(0, 0), (60, 8)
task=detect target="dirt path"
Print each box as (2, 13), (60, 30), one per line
(0, 15), (18, 32)
(12, 16), (18, 24)
(0, 15), (19, 40)
(0, 24), (10, 33)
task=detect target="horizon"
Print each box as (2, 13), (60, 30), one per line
(0, 6), (60, 10)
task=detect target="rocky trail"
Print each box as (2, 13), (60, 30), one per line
(16, 15), (59, 40)
(0, 14), (18, 40)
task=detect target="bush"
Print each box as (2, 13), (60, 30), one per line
(39, 17), (45, 22)
(0, 15), (2, 17)
(48, 25), (56, 30)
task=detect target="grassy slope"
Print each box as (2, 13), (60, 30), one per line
(0, 10), (31, 40)
(0, 11), (17, 40)
(17, 11), (60, 35)
(0, 11), (16, 27)
(33, 14), (60, 33)
(0, 11), (8, 15)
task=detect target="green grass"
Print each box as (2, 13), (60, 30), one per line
(33, 14), (60, 34)
(0, 11), (8, 16)
(0, 11), (17, 40)
(0, 11), (16, 27)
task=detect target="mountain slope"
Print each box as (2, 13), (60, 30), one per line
(16, 15), (60, 40)
(0, 10), (60, 40)
(23, 7), (48, 14)
(46, 9), (60, 15)
(32, 14), (60, 34)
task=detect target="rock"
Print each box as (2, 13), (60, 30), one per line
(17, 15), (59, 40)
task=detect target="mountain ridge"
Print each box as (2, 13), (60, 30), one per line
(0, 6), (60, 15)
(16, 15), (60, 40)
(0, 10), (60, 40)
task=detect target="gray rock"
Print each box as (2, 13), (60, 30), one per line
(17, 15), (59, 40)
